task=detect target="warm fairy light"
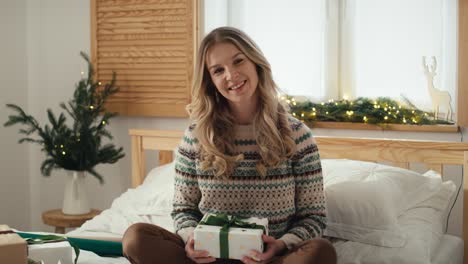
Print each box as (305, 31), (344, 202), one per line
(311, 112), (316, 116)
(363, 116), (368, 122)
(412, 118), (417, 123)
(335, 102), (338, 106)
(293, 102), (297, 106)
(412, 110), (415, 114)
(384, 107), (388, 111)
(384, 116), (388, 120)
(102, 120), (106, 125)
(89, 105), (94, 110)
(286, 99), (291, 104)
(326, 111), (329, 114)
(62, 151), (66, 155)
(292, 112), (296, 116)
(403, 118), (407, 123)
(301, 113), (304, 117)
(312, 107), (316, 111)
(60, 145), (64, 148)
(98, 82), (102, 86)
(343, 95), (349, 100)
(346, 110), (354, 116)
(321, 102), (325, 105)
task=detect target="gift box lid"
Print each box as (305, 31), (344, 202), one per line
(0, 224), (27, 248)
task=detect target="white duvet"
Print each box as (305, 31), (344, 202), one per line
(68, 159), (459, 264)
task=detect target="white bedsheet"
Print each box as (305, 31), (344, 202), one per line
(432, 234), (463, 264)
(70, 232), (463, 264)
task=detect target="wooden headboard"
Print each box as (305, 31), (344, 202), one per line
(129, 129), (468, 263)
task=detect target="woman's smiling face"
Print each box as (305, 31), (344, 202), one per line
(205, 42), (259, 109)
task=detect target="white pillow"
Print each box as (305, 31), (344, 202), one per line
(332, 180), (456, 264)
(138, 161), (176, 215)
(322, 159), (443, 247)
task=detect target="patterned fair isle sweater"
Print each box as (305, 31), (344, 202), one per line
(171, 117), (326, 249)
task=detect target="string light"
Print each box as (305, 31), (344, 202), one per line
(286, 96), (453, 125)
(89, 105), (94, 110)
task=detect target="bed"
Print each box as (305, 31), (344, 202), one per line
(68, 129), (468, 264)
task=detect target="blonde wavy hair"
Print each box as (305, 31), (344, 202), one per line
(187, 27), (295, 178)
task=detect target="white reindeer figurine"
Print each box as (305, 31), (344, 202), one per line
(422, 56), (453, 121)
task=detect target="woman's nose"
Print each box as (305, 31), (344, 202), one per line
(225, 67), (239, 81)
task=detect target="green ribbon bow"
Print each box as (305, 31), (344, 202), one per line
(199, 213), (266, 259)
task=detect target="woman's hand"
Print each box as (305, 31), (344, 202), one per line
(185, 232), (217, 263)
(241, 234), (287, 264)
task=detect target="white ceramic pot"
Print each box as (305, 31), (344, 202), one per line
(62, 170), (90, 215)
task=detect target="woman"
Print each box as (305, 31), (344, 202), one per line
(123, 27), (336, 264)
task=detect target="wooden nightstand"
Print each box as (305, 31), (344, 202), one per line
(42, 209), (101, 233)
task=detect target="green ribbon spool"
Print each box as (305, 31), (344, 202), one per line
(199, 213), (266, 259)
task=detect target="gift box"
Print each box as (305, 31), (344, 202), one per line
(28, 241), (73, 264)
(194, 213), (268, 260)
(0, 224), (27, 264)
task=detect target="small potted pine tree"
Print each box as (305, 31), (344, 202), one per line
(4, 52), (125, 215)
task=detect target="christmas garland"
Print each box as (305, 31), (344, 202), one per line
(286, 96), (454, 126)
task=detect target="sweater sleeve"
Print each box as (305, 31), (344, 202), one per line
(279, 121), (327, 249)
(170, 126), (203, 243)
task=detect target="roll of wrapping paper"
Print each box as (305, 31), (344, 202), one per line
(16, 232), (123, 257)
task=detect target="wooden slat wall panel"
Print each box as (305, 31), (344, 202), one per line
(91, 0), (198, 117)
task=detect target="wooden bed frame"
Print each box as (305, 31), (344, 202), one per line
(129, 129), (468, 263)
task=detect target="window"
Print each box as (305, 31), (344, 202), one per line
(203, 0), (459, 121)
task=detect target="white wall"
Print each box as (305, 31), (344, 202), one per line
(23, 0), (190, 231)
(0, 0), (30, 230)
(1, 0), (467, 238)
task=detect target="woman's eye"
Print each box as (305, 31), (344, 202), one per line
(213, 68), (223, 75)
(234, 58), (244, 64)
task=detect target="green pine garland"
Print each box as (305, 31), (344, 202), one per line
(287, 96), (454, 126)
(4, 52), (125, 184)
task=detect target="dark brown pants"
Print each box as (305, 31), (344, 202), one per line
(122, 223), (337, 264)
